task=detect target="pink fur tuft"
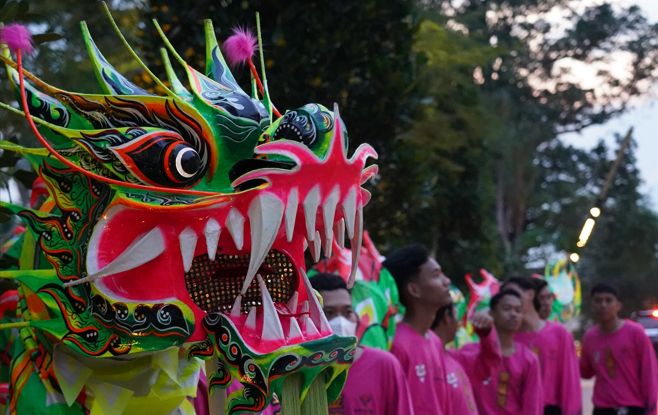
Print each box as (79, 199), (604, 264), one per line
(0, 23), (33, 54)
(223, 27), (257, 66)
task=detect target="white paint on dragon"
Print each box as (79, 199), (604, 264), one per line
(203, 218), (221, 261)
(226, 208), (245, 250)
(241, 193), (284, 295)
(284, 187), (299, 242)
(65, 227), (166, 287)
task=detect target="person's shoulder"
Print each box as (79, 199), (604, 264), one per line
(362, 347), (408, 378)
(546, 321), (574, 339)
(582, 324), (599, 340)
(363, 347), (402, 366)
(516, 342), (540, 364)
(622, 319), (645, 334)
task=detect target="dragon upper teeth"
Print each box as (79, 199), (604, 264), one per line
(179, 227), (198, 273)
(226, 208), (245, 250)
(204, 218), (221, 261)
(342, 186), (357, 239)
(285, 188), (299, 242)
(323, 186), (340, 257)
(303, 185), (321, 242)
(335, 219), (346, 248)
(241, 193), (284, 295)
(309, 230), (322, 262)
(348, 206), (364, 288)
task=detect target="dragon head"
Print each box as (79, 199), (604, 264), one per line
(0, 11), (377, 413)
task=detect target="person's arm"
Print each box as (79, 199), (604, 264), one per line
(452, 312), (501, 382)
(636, 328), (658, 414)
(559, 329), (583, 415)
(523, 353), (544, 415)
(579, 333), (595, 379)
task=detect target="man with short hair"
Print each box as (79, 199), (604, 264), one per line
(470, 289), (543, 415)
(432, 304), (501, 415)
(384, 244), (452, 415)
(310, 272), (415, 415)
(580, 283), (658, 415)
(503, 277), (582, 415)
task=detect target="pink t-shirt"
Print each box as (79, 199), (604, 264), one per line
(447, 328), (502, 415)
(391, 322), (448, 415)
(515, 321), (582, 415)
(329, 346), (414, 415)
(469, 342), (543, 415)
(444, 353), (479, 415)
(580, 320), (658, 412)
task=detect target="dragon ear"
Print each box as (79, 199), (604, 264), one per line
(153, 19), (267, 122)
(81, 21), (152, 96)
(204, 19), (241, 92)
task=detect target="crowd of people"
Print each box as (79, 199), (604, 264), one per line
(311, 244), (658, 415)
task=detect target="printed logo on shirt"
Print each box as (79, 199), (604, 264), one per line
(415, 363), (427, 383)
(447, 371), (458, 388)
(604, 347), (616, 378)
(497, 371), (510, 408)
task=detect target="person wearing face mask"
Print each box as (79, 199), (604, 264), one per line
(310, 273), (415, 415)
(383, 244), (452, 415)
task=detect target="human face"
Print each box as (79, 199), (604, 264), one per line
(504, 282), (534, 313)
(409, 258), (452, 310)
(492, 294), (523, 334)
(538, 286), (554, 320)
(320, 289), (357, 324)
(591, 292), (621, 324)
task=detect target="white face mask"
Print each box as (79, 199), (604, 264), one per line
(328, 316), (357, 337)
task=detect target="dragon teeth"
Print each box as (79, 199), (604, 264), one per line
(303, 185), (321, 242)
(204, 218), (221, 261)
(323, 186), (340, 257)
(241, 193), (284, 295)
(284, 188), (299, 243)
(287, 317), (304, 342)
(258, 275), (285, 341)
(342, 186), (357, 240)
(226, 208), (245, 250)
(347, 206), (364, 288)
(179, 227), (198, 273)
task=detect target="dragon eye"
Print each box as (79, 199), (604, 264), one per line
(110, 131), (203, 188)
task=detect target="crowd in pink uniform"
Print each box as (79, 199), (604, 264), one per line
(311, 244), (658, 415)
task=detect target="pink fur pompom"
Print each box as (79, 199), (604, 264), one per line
(223, 27), (257, 67)
(0, 23), (33, 54)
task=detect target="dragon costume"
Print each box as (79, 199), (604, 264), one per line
(0, 5), (377, 415)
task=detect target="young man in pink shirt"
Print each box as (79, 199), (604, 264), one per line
(310, 273), (415, 415)
(432, 304), (502, 415)
(580, 283), (658, 415)
(384, 244), (452, 415)
(503, 277), (582, 415)
(470, 289), (544, 415)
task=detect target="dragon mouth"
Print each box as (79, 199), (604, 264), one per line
(185, 250), (297, 314)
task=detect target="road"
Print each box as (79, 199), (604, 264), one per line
(582, 378), (593, 414)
